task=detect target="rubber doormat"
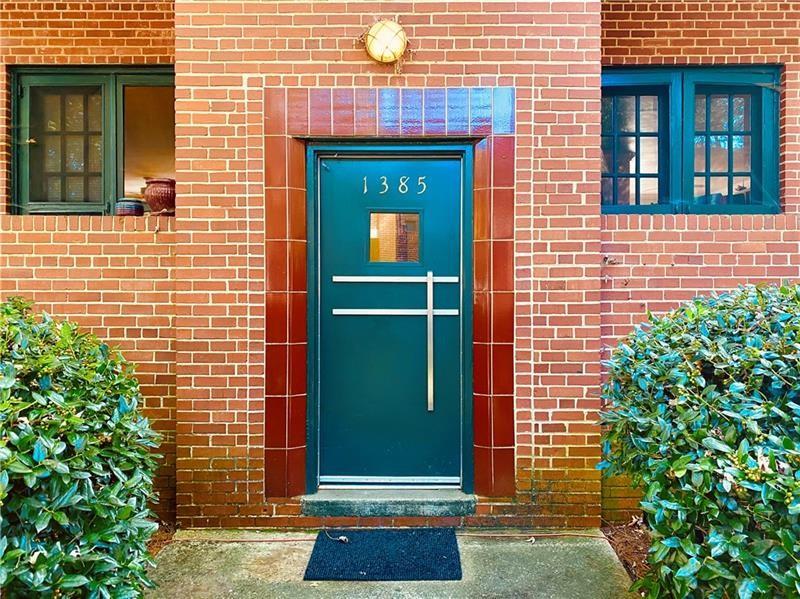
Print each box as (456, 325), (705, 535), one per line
(303, 528), (462, 581)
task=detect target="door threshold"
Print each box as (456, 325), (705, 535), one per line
(301, 488), (477, 518)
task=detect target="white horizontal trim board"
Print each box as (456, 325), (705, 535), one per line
(333, 275), (459, 283)
(332, 308), (459, 316)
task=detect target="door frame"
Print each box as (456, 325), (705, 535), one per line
(305, 141), (475, 494)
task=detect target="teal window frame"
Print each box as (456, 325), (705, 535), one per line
(602, 66), (781, 215)
(11, 67), (175, 215)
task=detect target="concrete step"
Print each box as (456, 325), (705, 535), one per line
(301, 489), (477, 518)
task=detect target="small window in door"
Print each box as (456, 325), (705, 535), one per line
(369, 212), (420, 262)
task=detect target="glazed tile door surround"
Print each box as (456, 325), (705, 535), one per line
(265, 87), (516, 497)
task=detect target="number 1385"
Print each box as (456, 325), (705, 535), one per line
(362, 176), (427, 195)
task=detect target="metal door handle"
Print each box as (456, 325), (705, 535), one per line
(331, 271), (460, 413)
(426, 271), (434, 411)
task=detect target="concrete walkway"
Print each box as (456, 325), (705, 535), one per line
(147, 529), (635, 599)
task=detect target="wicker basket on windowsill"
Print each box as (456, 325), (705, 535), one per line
(143, 178), (176, 214)
(115, 198), (146, 216)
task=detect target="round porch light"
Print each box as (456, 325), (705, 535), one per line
(364, 19), (408, 64)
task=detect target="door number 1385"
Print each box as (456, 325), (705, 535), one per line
(362, 176), (427, 195)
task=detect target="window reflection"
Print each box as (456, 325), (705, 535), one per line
(601, 93), (661, 206)
(369, 213), (420, 262)
(693, 92), (753, 205)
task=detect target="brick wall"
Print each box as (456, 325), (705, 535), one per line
(175, 1), (603, 528)
(0, 216), (177, 519)
(0, 3), (176, 520)
(600, 1), (800, 522)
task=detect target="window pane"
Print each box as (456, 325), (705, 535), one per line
(733, 95), (751, 131)
(616, 136), (636, 174)
(615, 179), (634, 206)
(694, 135), (706, 172)
(66, 177), (85, 202)
(601, 136), (613, 174)
(710, 95), (728, 131)
(47, 177), (62, 202)
(615, 96), (636, 132)
(28, 86), (102, 205)
(64, 94), (85, 131)
(709, 135), (729, 173)
(640, 96), (658, 132)
(694, 176), (706, 201)
(88, 177), (102, 203)
(88, 94), (102, 131)
(640, 178), (659, 205)
(733, 135), (751, 172)
(43, 95), (61, 131)
(44, 136), (61, 172)
(732, 176), (751, 204)
(369, 213), (420, 262)
(601, 177), (614, 204)
(123, 86), (176, 198)
(695, 95), (706, 131)
(709, 176), (728, 204)
(601, 97), (612, 134)
(640, 137), (659, 174)
(88, 135), (102, 173)
(64, 136), (85, 172)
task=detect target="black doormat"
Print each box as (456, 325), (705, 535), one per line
(303, 528), (462, 581)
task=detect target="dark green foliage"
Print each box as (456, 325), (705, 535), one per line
(0, 298), (160, 597)
(600, 285), (800, 598)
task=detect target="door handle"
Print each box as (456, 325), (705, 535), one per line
(426, 271), (434, 412)
(331, 271), (460, 413)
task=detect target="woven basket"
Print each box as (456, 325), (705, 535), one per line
(115, 199), (145, 216)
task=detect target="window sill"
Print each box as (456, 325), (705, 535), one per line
(602, 204), (781, 216)
(10, 204), (176, 217)
(600, 212), (793, 231)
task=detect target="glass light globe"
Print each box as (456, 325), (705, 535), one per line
(364, 19), (408, 64)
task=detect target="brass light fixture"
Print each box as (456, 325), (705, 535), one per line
(363, 19), (408, 69)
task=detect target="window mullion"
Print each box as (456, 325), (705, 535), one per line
(635, 95), (641, 207)
(611, 96), (617, 206)
(727, 94), (734, 203)
(83, 92), (90, 208)
(105, 74), (117, 215)
(680, 72), (692, 215)
(60, 94), (67, 204)
(705, 92), (710, 208)
(112, 73), (121, 215)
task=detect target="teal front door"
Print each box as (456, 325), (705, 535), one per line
(312, 145), (472, 488)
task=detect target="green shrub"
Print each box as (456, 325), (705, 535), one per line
(0, 298), (161, 597)
(600, 284), (800, 598)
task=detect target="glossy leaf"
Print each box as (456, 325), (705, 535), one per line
(0, 297), (161, 596)
(600, 285), (800, 598)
